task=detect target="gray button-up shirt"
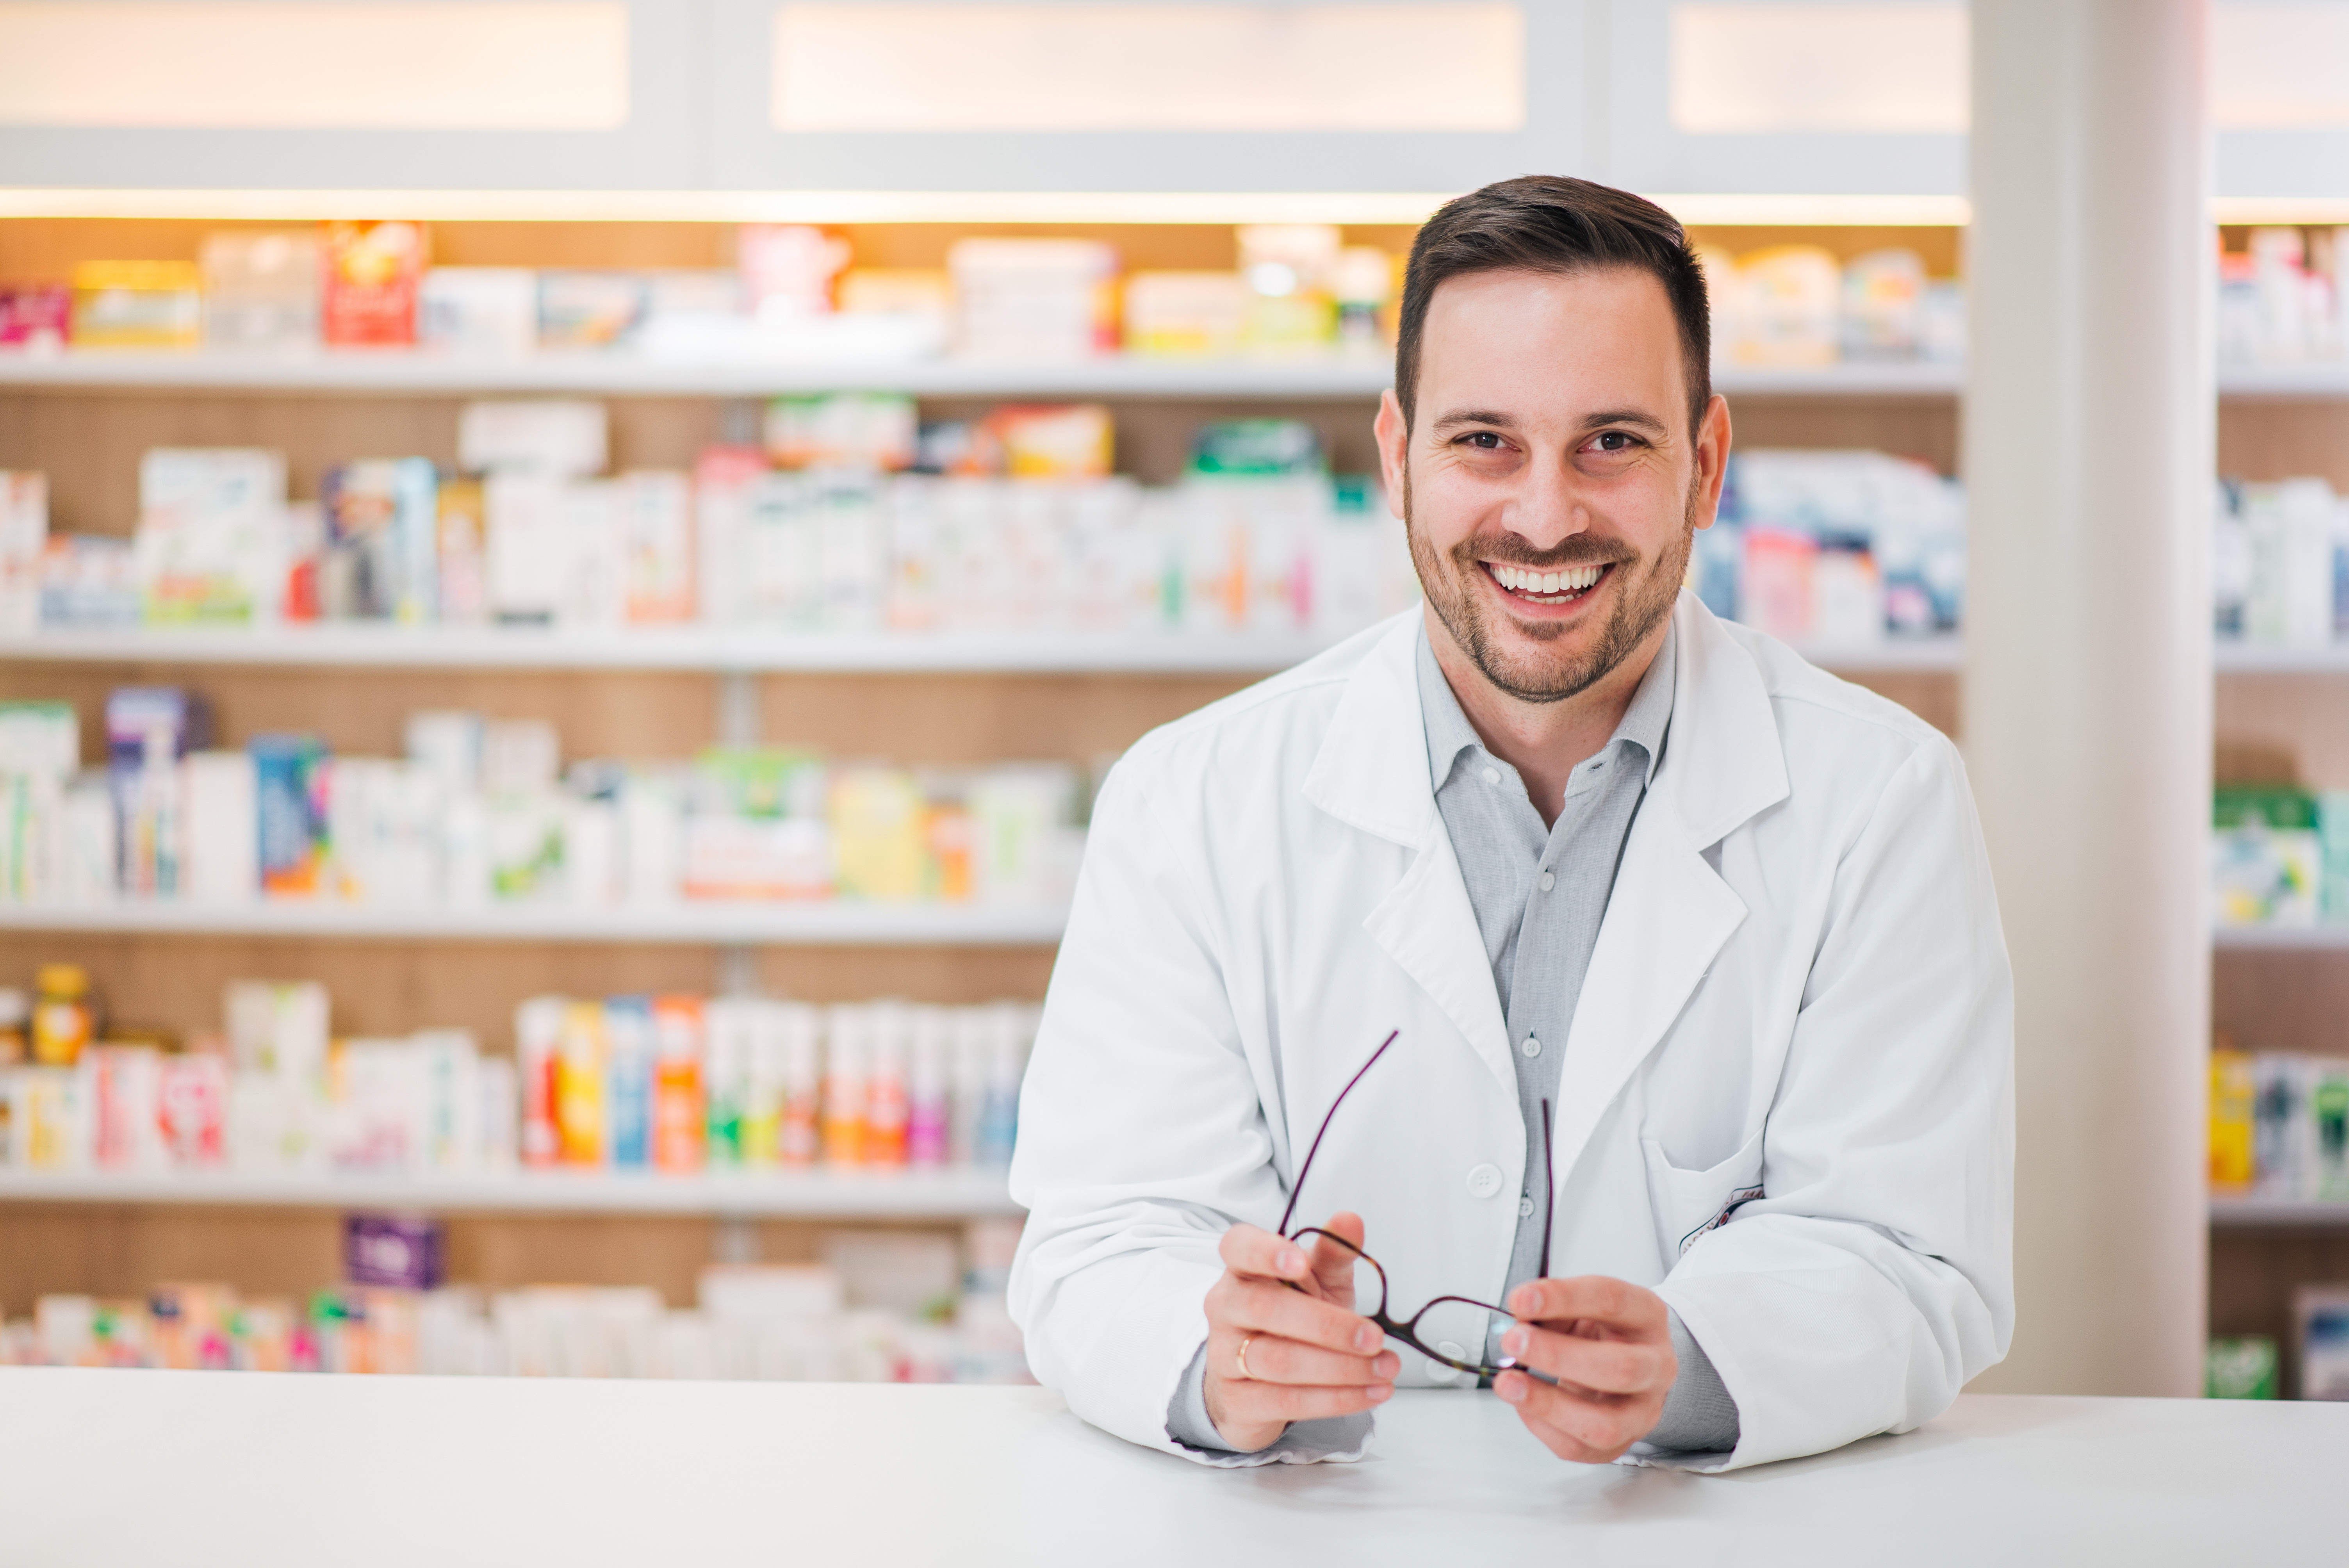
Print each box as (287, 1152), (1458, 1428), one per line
(1416, 621), (1734, 1453)
(1164, 620), (1736, 1458)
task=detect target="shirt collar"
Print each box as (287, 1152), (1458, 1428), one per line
(1416, 617), (1679, 792)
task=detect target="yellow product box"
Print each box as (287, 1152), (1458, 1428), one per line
(555, 1001), (607, 1165)
(2211, 1048), (2257, 1188)
(71, 261), (203, 349)
(830, 767), (927, 902)
(1124, 271), (1247, 358)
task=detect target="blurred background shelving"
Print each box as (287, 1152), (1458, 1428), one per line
(5, 0), (2349, 1395)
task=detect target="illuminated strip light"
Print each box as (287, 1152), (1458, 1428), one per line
(0, 188), (1461, 226)
(0, 189), (1987, 227)
(2212, 198), (2349, 227)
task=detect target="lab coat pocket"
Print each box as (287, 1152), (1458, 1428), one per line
(1640, 1127), (1765, 1260)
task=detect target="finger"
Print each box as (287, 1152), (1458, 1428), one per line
(1500, 1323), (1675, 1396)
(1216, 1379), (1395, 1430)
(1304, 1211), (1366, 1300)
(1494, 1370), (1659, 1463)
(1213, 1330), (1397, 1388)
(1218, 1224), (1312, 1284)
(1506, 1276), (1669, 1340)
(1217, 1277), (1384, 1356)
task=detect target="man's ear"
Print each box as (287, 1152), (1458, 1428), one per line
(1374, 389), (1410, 521)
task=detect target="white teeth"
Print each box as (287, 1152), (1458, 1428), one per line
(1491, 562), (1606, 597)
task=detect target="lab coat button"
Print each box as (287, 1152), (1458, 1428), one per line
(1466, 1164), (1502, 1198)
(1428, 1342), (1468, 1384)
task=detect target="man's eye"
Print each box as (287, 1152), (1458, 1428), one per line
(1593, 431), (1636, 452)
(1461, 431), (1505, 449)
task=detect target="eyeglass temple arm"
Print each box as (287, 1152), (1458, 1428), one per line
(1276, 1030), (1401, 1237)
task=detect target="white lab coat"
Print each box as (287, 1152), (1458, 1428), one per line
(1007, 593), (2014, 1473)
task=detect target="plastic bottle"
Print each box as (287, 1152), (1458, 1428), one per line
(30, 964), (95, 1067)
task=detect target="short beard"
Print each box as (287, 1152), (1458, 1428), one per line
(1403, 470), (1695, 705)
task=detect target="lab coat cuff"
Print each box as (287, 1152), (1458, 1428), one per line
(1162, 1336), (1375, 1466)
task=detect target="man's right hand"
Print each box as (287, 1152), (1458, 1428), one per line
(1200, 1210), (1399, 1452)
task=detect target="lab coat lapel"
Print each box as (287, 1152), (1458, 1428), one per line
(1550, 596), (1792, 1183)
(1303, 613), (1517, 1101)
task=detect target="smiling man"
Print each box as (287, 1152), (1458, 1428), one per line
(1008, 176), (2014, 1472)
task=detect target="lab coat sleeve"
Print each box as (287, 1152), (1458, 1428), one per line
(1640, 735), (2016, 1473)
(1006, 753), (1371, 1467)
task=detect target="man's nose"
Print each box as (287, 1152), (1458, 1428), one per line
(1497, 455), (1589, 547)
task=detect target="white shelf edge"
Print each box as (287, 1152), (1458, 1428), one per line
(0, 627), (1963, 675)
(0, 626), (1346, 675)
(0, 902), (1068, 946)
(9, 349), (2349, 401)
(0, 1168), (1020, 1217)
(0, 349), (1395, 399)
(2214, 644), (2349, 675)
(2208, 1194), (2349, 1227)
(2212, 926), (2349, 953)
(0, 349), (1977, 399)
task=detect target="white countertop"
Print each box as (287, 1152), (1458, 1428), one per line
(0, 1372), (2338, 1566)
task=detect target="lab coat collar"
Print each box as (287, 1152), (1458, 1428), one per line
(1301, 593), (1787, 856)
(1302, 593), (1792, 1123)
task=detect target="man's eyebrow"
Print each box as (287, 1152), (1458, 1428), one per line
(1428, 408), (1518, 432)
(1581, 408), (1671, 435)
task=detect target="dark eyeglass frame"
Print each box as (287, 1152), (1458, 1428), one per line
(1274, 1030), (1554, 1382)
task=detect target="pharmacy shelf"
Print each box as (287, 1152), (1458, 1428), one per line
(2212, 926), (2349, 953)
(2214, 643), (2349, 674)
(2208, 1194), (2349, 1228)
(9, 349), (2343, 402)
(0, 349), (1396, 400)
(1714, 362), (1962, 396)
(0, 348), (1969, 400)
(2215, 364), (2349, 398)
(0, 625), (1342, 675)
(0, 1167), (1020, 1217)
(0, 902), (1068, 946)
(0, 625), (1964, 676)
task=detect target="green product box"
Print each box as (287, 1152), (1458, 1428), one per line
(2205, 1336), (2279, 1399)
(2319, 791), (2349, 923)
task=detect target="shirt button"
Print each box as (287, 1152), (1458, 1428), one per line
(1520, 1036), (1541, 1058)
(1466, 1163), (1502, 1198)
(1517, 1195), (1535, 1218)
(1426, 1354), (1462, 1384)
(1481, 765), (1501, 785)
(1539, 871), (1555, 892)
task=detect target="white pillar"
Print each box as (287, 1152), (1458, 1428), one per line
(1963, 0), (2212, 1397)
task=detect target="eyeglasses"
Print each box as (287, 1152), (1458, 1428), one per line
(1274, 1029), (1554, 1383)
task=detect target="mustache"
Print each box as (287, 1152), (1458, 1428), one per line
(1447, 535), (1636, 570)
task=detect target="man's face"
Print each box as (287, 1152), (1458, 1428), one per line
(1375, 265), (1730, 704)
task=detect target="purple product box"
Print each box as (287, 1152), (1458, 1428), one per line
(344, 1212), (446, 1291)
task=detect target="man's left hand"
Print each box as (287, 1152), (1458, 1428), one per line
(1491, 1276), (1677, 1463)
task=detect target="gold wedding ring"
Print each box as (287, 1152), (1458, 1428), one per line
(1236, 1336), (1255, 1380)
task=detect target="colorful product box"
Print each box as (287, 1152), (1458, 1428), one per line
(250, 735), (329, 896)
(0, 285), (70, 349)
(322, 458), (438, 623)
(343, 1213), (445, 1291)
(321, 221), (426, 347)
(70, 261), (201, 349)
(134, 447), (288, 625)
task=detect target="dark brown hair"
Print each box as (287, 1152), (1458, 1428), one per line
(1395, 175), (1712, 437)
